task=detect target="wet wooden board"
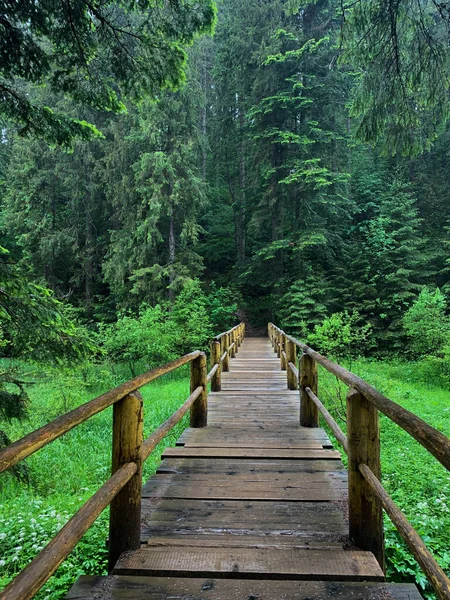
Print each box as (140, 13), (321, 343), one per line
(140, 528), (348, 546)
(140, 499), (347, 530)
(68, 576), (423, 600)
(142, 534), (346, 549)
(141, 472), (346, 501)
(178, 428), (332, 444)
(178, 426), (331, 437)
(113, 546), (384, 581)
(162, 447), (341, 460)
(156, 458), (345, 474)
(146, 472), (347, 485)
(142, 483), (345, 502)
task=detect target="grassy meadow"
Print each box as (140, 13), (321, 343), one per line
(0, 357), (449, 599)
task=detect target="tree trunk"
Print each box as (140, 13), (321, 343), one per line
(235, 97), (246, 262)
(201, 58), (208, 182)
(168, 199), (176, 305)
(85, 183), (94, 320)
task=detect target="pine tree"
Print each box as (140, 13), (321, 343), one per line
(338, 167), (428, 350)
(338, 0), (450, 154)
(103, 85), (207, 307)
(0, 0), (216, 145)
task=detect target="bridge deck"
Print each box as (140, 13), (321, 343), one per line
(67, 338), (422, 599)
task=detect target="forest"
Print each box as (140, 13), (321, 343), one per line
(1, 0), (450, 598)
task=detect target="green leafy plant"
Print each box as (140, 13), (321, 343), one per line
(308, 310), (373, 359)
(403, 288), (450, 357)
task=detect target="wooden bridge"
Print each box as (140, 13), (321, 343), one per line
(1, 324), (450, 599)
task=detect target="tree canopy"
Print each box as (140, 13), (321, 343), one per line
(338, 0), (450, 154)
(0, 0), (216, 145)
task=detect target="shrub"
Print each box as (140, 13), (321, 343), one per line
(403, 288), (450, 357)
(308, 310), (372, 359)
(205, 283), (238, 333)
(100, 304), (178, 374)
(170, 279), (213, 354)
(100, 279), (215, 373)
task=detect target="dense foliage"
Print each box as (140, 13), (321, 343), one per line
(0, 0), (216, 145)
(1, 0), (450, 597)
(1, 0), (449, 360)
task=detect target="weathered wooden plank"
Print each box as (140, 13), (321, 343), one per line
(143, 534), (346, 549)
(141, 482), (345, 502)
(147, 472), (347, 485)
(178, 427), (332, 441)
(113, 547), (384, 581)
(156, 458), (345, 474)
(184, 442), (330, 449)
(67, 576), (423, 600)
(162, 447), (341, 460)
(141, 499), (347, 529)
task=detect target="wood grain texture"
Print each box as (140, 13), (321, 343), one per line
(67, 576), (423, 600)
(300, 352), (319, 427)
(162, 447), (341, 459)
(210, 340), (222, 391)
(113, 546), (384, 581)
(190, 353), (208, 428)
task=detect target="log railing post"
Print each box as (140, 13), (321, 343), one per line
(230, 329), (236, 358)
(222, 333), (230, 372)
(190, 353), (208, 427)
(276, 332), (281, 357)
(286, 338), (297, 390)
(108, 391), (143, 572)
(280, 334), (287, 371)
(234, 328), (239, 354)
(210, 340), (221, 392)
(347, 388), (384, 570)
(299, 353), (319, 427)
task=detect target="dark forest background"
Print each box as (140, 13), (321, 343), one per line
(1, 0), (450, 361)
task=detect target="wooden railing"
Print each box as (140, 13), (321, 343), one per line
(268, 322), (450, 600)
(0, 323), (245, 600)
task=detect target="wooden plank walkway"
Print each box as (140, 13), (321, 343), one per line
(67, 337), (422, 599)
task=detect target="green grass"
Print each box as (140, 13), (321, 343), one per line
(1, 357), (450, 599)
(319, 358), (450, 598)
(0, 359), (192, 599)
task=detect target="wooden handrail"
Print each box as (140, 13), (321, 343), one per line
(0, 350), (202, 474)
(305, 387), (348, 453)
(268, 321), (450, 598)
(288, 362), (298, 379)
(214, 323), (244, 342)
(359, 464), (450, 600)
(0, 462), (137, 600)
(207, 363), (219, 383)
(0, 323), (246, 600)
(270, 323), (450, 472)
(142, 386), (203, 461)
